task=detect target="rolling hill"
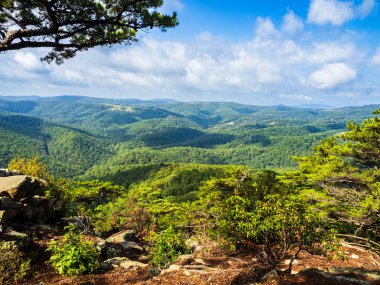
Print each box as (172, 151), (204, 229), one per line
(0, 95), (378, 177)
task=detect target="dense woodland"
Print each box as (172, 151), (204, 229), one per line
(0, 96), (378, 177)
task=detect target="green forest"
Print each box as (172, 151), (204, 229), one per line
(0, 96), (378, 177)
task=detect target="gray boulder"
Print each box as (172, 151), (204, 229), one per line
(3, 229), (32, 249)
(0, 169), (19, 177)
(0, 197), (22, 219)
(0, 175), (41, 200)
(106, 229), (137, 243)
(120, 241), (144, 252)
(0, 210), (6, 232)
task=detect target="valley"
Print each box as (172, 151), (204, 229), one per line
(1, 95), (377, 177)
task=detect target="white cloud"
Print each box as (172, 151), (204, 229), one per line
(109, 38), (187, 76)
(282, 11), (304, 34)
(337, 92), (360, 97)
(308, 42), (358, 64)
(307, 0), (376, 25)
(279, 94), (313, 101)
(307, 0), (354, 25)
(14, 52), (42, 70)
(61, 69), (85, 82)
(1, 11), (378, 106)
(255, 17), (279, 38)
(357, 0), (376, 18)
(310, 63), (357, 89)
(371, 47), (380, 64)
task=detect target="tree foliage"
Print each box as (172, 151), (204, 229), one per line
(296, 110), (380, 246)
(0, 0), (178, 63)
(8, 156), (53, 181)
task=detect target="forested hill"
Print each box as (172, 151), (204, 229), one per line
(0, 95), (378, 178)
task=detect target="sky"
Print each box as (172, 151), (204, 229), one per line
(1, 0), (380, 106)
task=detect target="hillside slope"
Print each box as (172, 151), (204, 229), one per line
(0, 96), (378, 176)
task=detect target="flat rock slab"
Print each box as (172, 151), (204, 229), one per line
(106, 230), (136, 243)
(3, 229), (33, 248)
(0, 175), (40, 200)
(120, 241), (144, 252)
(102, 257), (148, 270)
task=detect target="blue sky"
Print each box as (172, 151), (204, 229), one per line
(1, 0), (380, 106)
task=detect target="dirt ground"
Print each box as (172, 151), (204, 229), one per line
(24, 238), (380, 285)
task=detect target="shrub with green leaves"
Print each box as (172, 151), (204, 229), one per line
(0, 241), (30, 285)
(200, 169), (338, 271)
(149, 227), (190, 269)
(225, 193), (338, 270)
(49, 225), (100, 276)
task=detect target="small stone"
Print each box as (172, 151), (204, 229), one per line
(261, 269), (279, 281)
(168, 264), (181, 271)
(119, 259), (148, 269)
(194, 258), (206, 265)
(0, 210), (7, 224)
(106, 230), (136, 243)
(351, 254), (359, 259)
(176, 254), (194, 265)
(120, 241), (143, 252)
(138, 255), (149, 262)
(148, 268), (161, 277)
(4, 229), (32, 248)
(183, 270), (191, 276)
(161, 264), (182, 274)
(102, 257), (147, 270)
(283, 258), (299, 265)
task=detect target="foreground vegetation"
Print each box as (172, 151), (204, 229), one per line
(1, 100), (380, 282)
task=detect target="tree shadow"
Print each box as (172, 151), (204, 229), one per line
(0, 100), (37, 113)
(0, 114), (45, 140)
(140, 128), (235, 148)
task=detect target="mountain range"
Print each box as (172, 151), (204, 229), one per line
(0, 95), (378, 178)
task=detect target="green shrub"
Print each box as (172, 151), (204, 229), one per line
(49, 225), (100, 276)
(8, 157), (52, 181)
(224, 193), (337, 270)
(149, 227), (190, 269)
(0, 241), (30, 285)
(201, 169), (339, 271)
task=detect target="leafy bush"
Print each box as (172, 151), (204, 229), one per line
(200, 169), (338, 271)
(92, 196), (155, 238)
(0, 241), (30, 285)
(226, 194), (338, 270)
(49, 225), (100, 276)
(8, 157), (53, 182)
(149, 227), (190, 269)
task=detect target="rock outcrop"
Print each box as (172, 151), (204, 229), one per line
(0, 174), (62, 233)
(0, 175), (42, 200)
(0, 168), (20, 177)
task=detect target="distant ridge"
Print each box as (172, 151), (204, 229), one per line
(0, 95), (41, 101)
(296, 104), (336, 109)
(0, 96), (375, 110)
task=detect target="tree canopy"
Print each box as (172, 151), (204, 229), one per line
(296, 110), (380, 245)
(0, 0), (178, 63)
